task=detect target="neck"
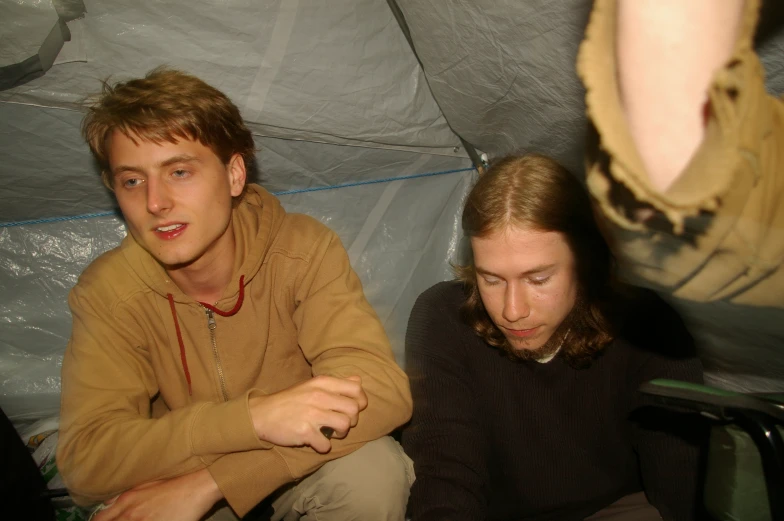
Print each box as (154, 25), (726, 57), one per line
(168, 266), (232, 304)
(166, 234), (236, 304)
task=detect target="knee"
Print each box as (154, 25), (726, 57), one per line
(318, 437), (414, 517)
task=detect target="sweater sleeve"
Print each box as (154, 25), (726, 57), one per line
(578, 0), (784, 306)
(401, 284), (490, 521)
(57, 285), (269, 506)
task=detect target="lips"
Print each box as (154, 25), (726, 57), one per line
(156, 224), (181, 232)
(504, 326), (540, 338)
(152, 223), (187, 240)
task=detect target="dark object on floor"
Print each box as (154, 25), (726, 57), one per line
(0, 407), (56, 521)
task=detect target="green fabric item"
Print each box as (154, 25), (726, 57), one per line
(704, 424), (780, 521)
(647, 379), (742, 398)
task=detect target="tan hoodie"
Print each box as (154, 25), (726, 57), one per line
(56, 184), (413, 516)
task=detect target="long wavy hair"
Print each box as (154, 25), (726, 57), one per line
(455, 154), (618, 368)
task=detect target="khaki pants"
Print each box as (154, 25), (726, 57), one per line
(585, 492), (662, 521)
(207, 436), (415, 521)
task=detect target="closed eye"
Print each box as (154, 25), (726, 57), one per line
(481, 276), (502, 286)
(529, 276), (551, 286)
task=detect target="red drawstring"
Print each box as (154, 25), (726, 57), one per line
(167, 276), (246, 397)
(199, 276), (245, 316)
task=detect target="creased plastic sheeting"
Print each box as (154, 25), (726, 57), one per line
(0, 216), (127, 422)
(0, 102), (467, 223)
(756, 1), (784, 94)
(0, 0), (86, 91)
(1, 0), (461, 156)
(0, 104), (111, 224)
(1, 1), (60, 66)
(255, 138), (468, 196)
(391, 0), (592, 175)
(667, 298), (784, 393)
(0, 165), (473, 422)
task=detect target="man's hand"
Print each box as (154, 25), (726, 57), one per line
(249, 375), (368, 453)
(93, 468), (223, 521)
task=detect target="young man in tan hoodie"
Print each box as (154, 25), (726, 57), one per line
(56, 67), (414, 521)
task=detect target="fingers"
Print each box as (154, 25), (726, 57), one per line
(310, 375), (368, 412)
(307, 424), (333, 454)
(91, 498), (119, 521)
(315, 408), (353, 439)
(311, 392), (361, 427)
(345, 376), (369, 411)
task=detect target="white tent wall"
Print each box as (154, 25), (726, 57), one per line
(392, 0), (784, 392)
(0, 0), (475, 422)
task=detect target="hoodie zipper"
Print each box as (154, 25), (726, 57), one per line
(205, 308), (229, 402)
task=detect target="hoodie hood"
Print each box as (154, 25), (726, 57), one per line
(121, 184), (287, 305)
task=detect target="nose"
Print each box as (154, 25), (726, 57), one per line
(502, 282), (531, 324)
(146, 178), (173, 215)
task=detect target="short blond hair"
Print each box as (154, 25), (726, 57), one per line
(82, 67), (255, 188)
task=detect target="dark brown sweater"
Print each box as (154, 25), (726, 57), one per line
(402, 281), (704, 521)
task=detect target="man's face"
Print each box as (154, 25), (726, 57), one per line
(471, 226), (579, 356)
(108, 131), (246, 272)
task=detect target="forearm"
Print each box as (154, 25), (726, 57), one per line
(617, 0), (744, 191)
(58, 393), (266, 503)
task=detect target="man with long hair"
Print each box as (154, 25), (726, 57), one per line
(56, 68), (414, 521)
(402, 154), (703, 520)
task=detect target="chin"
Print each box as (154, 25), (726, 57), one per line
(505, 334), (547, 352)
(502, 341), (555, 363)
(146, 249), (196, 269)
(516, 345), (544, 354)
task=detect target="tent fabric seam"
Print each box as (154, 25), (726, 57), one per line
(0, 166), (475, 228)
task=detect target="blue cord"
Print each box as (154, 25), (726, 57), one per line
(272, 166), (474, 195)
(0, 166), (475, 228)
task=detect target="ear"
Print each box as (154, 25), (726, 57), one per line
(227, 153), (247, 197)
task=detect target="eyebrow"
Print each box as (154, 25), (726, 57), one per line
(475, 263), (556, 278)
(113, 154), (202, 174)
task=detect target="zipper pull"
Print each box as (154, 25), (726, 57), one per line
(206, 309), (216, 330)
